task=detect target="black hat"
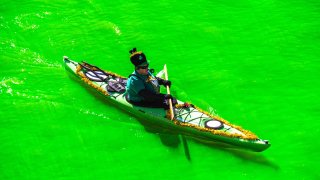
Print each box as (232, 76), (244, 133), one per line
(129, 48), (148, 67)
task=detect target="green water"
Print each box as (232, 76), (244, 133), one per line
(1, 0), (319, 179)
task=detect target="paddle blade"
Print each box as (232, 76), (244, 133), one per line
(156, 69), (165, 79)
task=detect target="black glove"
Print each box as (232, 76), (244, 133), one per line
(164, 94), (178, 108)
(164, 94), (173, 100)
(162, 80), (171, 87)
(157, 77), (172, 87)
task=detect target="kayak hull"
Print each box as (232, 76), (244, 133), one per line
(63, 56), (270, 152)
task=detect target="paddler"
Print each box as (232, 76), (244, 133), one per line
(125, 47), (177, 109)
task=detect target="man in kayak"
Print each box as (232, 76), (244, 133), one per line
(126, 48), (177, 109)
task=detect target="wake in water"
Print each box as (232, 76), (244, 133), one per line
(0, 77), (24, 95)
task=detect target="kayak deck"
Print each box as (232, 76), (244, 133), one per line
(63, 56), (271, 152)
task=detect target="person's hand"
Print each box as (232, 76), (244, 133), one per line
(163, 80), (171, 87)
(164, 94), (173, 100)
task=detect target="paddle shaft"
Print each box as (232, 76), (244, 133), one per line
(163, 65), (190, 160)
(164, 64), (174, 120)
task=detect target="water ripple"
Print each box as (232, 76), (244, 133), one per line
(13, 11), (52, 31)
(0, 77), (24, 95)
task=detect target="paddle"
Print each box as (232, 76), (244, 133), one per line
(163, 64), (174, 120)
(163, 65), (191, 161)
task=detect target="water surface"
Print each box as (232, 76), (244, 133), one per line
(1, 0), (319, 179)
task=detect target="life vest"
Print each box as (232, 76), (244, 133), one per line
(128, 72), (160, 94)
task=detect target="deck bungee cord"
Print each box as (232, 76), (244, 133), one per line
(171, 104), (258, 140)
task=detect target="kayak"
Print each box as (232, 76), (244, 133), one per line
(63, 56), (270, 152)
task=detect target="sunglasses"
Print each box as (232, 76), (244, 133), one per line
(138, 65), (148, 69)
